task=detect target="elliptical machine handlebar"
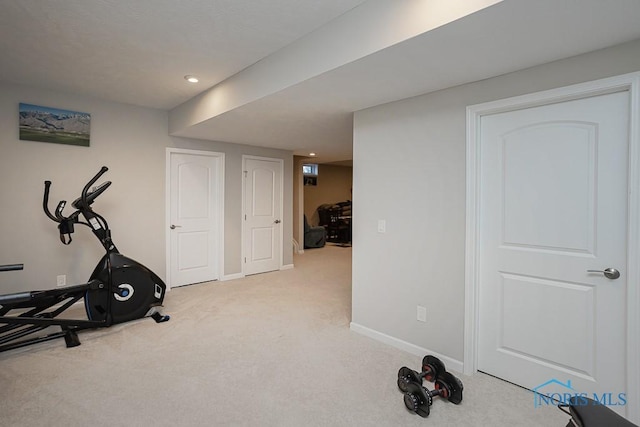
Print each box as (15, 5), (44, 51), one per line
(43, 180), (59, 223)
(42, 167), (112, 246)
(79, 166), (109, 209)
(43, 166), (111, 221)
(44, 181), (76, 244)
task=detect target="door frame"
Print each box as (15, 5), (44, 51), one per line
(464, 72), (640, 421)
(241, 155), (284, 275)
(165, 148), (225, 289)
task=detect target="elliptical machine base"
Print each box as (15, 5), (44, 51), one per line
(86, 253), (166, 324)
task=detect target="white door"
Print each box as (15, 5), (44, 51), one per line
(243, 156), (282, 276)
(168, 151), (223, 287)
(477, 91), (629, 411)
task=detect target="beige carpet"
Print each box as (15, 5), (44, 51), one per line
(0, 245), (568, 426)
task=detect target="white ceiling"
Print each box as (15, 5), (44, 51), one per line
(2, 0), (640, 163)
(0, 0), (367, 108)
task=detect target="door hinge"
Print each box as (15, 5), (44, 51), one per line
(244, 257), (246, 263)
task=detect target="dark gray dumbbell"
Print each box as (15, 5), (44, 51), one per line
(397, 355), (446, 392)
(403, 371), (464, 418)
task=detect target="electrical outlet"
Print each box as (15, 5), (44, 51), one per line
(377, 219), (386, 233)
(417, 305), (427, 322)
(57, 275), (66, 287)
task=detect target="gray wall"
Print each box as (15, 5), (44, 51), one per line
(0, 83), (292, 294)
(352, 39), (640, 364)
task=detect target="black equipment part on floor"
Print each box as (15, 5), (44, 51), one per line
(558, 396), (638, 427)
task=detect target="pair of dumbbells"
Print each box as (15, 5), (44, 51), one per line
(397, 355), (464, 418)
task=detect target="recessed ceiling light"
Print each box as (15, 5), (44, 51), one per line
(184, 75), (199, 83)
(309, 152), (316, 156)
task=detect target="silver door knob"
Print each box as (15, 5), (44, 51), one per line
(274, 219), (281, 224)
(587, 268), (620, 279)
(170, 224), (182, 229)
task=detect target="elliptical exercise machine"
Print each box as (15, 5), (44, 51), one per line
(0, 167), (169, 352)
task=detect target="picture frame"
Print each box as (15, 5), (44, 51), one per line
(19, 103), (90, 147)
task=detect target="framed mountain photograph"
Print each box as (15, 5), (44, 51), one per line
(19, 103), (90, 147)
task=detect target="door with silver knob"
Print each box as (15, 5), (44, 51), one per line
(587, 268), (620, 279)
(168, 151), (223, 288)
(243, 156), (283, 276)
(476, 89), (631, 417)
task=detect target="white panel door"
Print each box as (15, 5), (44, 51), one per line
(478, 91), (629, 411)
(169, 152), (222, 287)
(243, 157), (282, 276)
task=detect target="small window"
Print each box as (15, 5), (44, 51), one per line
(302, 163), (318, 176)
(303, 163), (318, 186)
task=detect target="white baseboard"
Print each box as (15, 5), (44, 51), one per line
(349, 322), (464, 374)
(222, 265), (293, 280)
(293, 239), (303, 254)
(221, 272), (244, 281)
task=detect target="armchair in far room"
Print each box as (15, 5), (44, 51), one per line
(304, 215), (326, 249)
